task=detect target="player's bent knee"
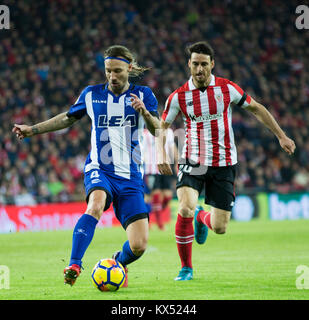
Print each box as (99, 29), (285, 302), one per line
(129, 237), (148, 256)
(179, 208), (193, 218)
(130, 242), (147, 256)
(213, 226), (227, 234)
(212, 219), (228, 234)
(179, 204), (195, 218)
(85, 191), (107, 220)
(211, 208), (231, 234)
(177, 187), (198, 218)
(85, 202), (105, 220)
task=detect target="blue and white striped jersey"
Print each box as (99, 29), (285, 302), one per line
(67, 83), (158, 180)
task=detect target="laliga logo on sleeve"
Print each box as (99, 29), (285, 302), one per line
(295, 5), (309, 29)
(0, 5), (10, 30)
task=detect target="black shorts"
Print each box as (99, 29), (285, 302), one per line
(176, 161), (236, 211)
(144, 174), (175, 194)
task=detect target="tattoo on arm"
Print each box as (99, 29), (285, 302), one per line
(31, 127), (39, 135)
(31, 112), (78, 135)
(144, 113), (160, 136)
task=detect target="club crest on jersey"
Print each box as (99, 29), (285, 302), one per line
(97, 114), (136, 127)
(125, 97), (133, 106)
(215, 94), (223, 103)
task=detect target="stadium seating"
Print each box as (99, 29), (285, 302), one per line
(0, 0), (308, 204)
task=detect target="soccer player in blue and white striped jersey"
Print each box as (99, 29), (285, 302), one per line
(13, 45), (160, 287)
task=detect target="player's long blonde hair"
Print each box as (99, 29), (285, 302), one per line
(104, 45), (150, 77)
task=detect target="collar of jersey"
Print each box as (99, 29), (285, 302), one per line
(188, 74), (215, 91)
(104, 83), (134, 99)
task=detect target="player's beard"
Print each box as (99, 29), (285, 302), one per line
(110, 80), (127, 95)
(194, 74), (206, 87)
(194, 71), (211, 88)
(109, 75), (130, 95)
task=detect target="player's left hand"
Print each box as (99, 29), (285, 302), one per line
(130, 93), (148, 116)
(279, 136), (296, 155)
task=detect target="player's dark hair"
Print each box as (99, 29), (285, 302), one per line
(104, 45), (150, 77)
(186, 41), (215, 61)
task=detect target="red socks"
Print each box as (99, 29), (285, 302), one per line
(197, 210), (213, 230)
(175, 211), (213, 269)
(151, 192), (162, 213)
(175, 214), (194, 269)
(152, 192), (164, 230)
(162, 195), (172, 209)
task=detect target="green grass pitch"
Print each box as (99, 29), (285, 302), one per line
(1, 218), (309, 300)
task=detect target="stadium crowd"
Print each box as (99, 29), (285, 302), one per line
(0, 0), (308, 205)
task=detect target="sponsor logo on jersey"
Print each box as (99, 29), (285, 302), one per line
(188, 113), (223, 122)
(97, 114), (136, 127)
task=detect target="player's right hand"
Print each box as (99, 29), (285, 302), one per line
(12, 124), (34, 140)
(158, 162), (173, 175)
(279, 136), (296, 156)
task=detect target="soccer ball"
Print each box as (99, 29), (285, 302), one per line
(91, 258), (126, 291)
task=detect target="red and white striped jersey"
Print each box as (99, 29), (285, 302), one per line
(143, 128), (175, 175)
(162, 74), (252, 167)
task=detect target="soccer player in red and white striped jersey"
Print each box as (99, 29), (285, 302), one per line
(157, 41), (296, 281)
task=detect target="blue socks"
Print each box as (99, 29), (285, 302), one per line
(69, 215), (142, 269)
(117, 240), (141, 267)
(69, 214), (98, 267)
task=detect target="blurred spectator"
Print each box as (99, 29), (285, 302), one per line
(0, 0), (308, 205)
(14, 186), (36, 206)
(293, 168), (309, 191)
(47, 172), (65, 199)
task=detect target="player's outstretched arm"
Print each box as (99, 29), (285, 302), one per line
(156, 120), (173, 175)
(12, 112), (78, 140)
(246, 98), (296, 155)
